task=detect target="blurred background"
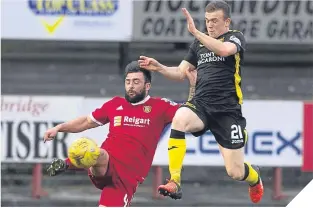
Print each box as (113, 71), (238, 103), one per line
(1, 0), (313, 207)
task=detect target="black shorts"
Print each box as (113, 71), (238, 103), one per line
(181, 99), (247, 149)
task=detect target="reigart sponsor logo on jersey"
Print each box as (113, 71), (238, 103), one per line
(113, 116), (151, 127)
(28, 0), (119, 34)
(114, 116), (122, 126)
(123, 116), (150, 127)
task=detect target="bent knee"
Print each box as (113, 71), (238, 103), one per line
(90, 149), (109, 177)
(226, 166), (245, 180)
(98, 149), (109, 165)
(172, 107), (204, 132)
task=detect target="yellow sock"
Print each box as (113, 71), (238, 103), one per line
(243, 162), (259, 186)
(168, 130), (186, 185)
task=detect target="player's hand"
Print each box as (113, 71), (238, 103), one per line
(43, 126), (59, 143)
(138, 56), (163, 72)
(185, 67), (197, 86)
(182, 8), (198, 35)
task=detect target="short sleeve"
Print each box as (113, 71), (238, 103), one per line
(160, 98), (180, 124)
(225, 31), (246, 52)
(183, 41), (198, 67)
(89, 97), (117, 126)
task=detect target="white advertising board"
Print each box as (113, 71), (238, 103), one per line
(153, 101), (303, 166)
(1, 95), (83, 163)
(1, 96), (304, 167)
(1, 0), (133, 41)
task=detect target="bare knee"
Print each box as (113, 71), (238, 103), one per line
(97, 149), (109, 165)
(219, 146), (245, 181)
(90, 149), (109, 177)
(225, 164), (245, 180)
(172, 115), (189, 131)
(172, 107), (204, 132)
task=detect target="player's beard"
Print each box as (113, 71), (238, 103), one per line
(125, 87), (147, 103)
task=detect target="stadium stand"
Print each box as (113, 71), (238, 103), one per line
(2, 40), (313, 100)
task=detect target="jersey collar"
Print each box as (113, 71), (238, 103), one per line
(130, 95), (151, 106)
(216, 30), (230, 40)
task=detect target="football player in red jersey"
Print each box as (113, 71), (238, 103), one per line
(43, 61), (196, 207)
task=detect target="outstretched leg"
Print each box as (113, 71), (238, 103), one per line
(158, 107), (204, 200)
(219, 145), (264, 203)
(47, 138), (109, 177)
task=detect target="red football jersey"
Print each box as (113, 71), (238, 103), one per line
(90, 95), (179, 182)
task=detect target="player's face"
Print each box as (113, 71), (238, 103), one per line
(205, 10), (231, 38)
(124, 72), (151, 103)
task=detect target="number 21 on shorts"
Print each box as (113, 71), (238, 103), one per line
(231, 124), (243, 139)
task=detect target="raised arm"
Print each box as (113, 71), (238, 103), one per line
(159, 60), (196, 81)
(56, 116), (98, 133)
(43, 116), (99, 142)
(44, 97), (115, 143)
(138, 56), (195, 82)
(185, 67), (197, 101)
(182, 8), (244, 57)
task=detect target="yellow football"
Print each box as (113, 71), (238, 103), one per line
(68, 137), (100, 169)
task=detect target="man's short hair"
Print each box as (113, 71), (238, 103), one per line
(205, 0), (231, 19)
(124, 61), (152, 83)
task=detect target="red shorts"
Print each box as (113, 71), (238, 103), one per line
(88, 155), (139, 207)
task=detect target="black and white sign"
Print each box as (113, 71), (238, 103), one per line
(1, 96), (83, 163)
(1, 96), (306, 166)
(132, 0), (313, 44)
